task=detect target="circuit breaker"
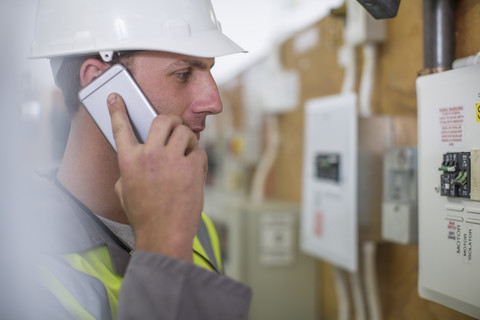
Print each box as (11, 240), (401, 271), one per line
(438, 152), (470, 198)
(315, 153), (341, 181)
(417, 64), (480, 318)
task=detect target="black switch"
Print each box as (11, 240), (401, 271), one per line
(356, 0), (401, 19)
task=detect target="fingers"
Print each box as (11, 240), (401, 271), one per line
(108, 92), (199, 157)
(167, 125), (199, 156)
(107, 93), (138, 154)
(146, 114), (199, 156)
(144, 113), (182, 147)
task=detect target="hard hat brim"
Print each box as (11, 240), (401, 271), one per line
(30, 29), (246, 60)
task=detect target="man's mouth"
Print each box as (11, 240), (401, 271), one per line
(191, 128), (204, 140)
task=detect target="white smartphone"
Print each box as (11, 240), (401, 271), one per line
(78, 64), (157, 151)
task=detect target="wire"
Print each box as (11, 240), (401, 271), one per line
(249, 114), (280, 205)
(462, 171), (468, 183)
(359, 43), (377, 117)
(438, 165), (456, 172)
(363, 241), (382, 320)
(333, 266), (350, 320)
(350, 271), (366, 320)
(340, 44), (356, 94)
(453, 171), (467, 185)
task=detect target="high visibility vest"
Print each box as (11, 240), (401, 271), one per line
(37, 213), (223, 320)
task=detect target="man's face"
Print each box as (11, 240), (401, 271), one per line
(127, 51), (222, 140)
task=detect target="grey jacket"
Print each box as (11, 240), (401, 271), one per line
(28, 171), (252, 319)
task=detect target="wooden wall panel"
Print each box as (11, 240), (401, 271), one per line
(456, 1), (480, 58)
(271, 15), (346, 203)
(219, 0), (479, 319)
(375, 1), (422, 116)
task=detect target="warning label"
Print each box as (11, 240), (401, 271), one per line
(439, 106), (465, 147)
(476, 103), (480, 122)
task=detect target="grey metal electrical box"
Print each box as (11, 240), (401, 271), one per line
(381, 147), (418, 244)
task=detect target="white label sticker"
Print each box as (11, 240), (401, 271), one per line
(439, 106), (465, 148)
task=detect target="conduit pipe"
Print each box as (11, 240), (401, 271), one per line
(340, 44), (356, 94)
(359, 43), (377, 117)
(363, 241), (382, 320)
(333, 267), (351, 320)
(333, 25), (358, 320)
(422, 0), (455, 73)
(249, 114), (279, 205)
(351, 271), (367, 320)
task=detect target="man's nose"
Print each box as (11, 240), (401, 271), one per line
(191, 73), (223, 115)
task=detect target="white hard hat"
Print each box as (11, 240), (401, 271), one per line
(30, 0), (246, 60)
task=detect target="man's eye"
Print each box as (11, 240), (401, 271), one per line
(176, 70), (192, 82)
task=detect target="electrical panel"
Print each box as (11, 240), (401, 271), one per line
(417, 64), (480, 318)
(381, 147), (418, 244)
(300, 93), (413, 271)
(203, 190), (319, 320)
(301, 93), (358, 272)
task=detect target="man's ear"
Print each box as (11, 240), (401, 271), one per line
(79, 58), (109, 87)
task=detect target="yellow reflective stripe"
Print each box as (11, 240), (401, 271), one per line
(40, 214), (222, 319)
(201, 213), (223, 272)
(192, 213), (223, 272)
(64, 246), (122, 320)
(192, 236), (213, 271)
(37, 265), (96, 320)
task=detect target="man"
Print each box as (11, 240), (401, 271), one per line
(28, 0), (251, 319)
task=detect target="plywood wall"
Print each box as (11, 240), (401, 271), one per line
(218, 0), (480, 319)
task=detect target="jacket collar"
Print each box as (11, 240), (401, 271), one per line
(30, 169), (131, 276)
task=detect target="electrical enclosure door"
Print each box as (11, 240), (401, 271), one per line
(417, 64), (480, 318)
(301, 93), (358, 272)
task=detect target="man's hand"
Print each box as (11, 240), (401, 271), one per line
(107, 93), (207, 262)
